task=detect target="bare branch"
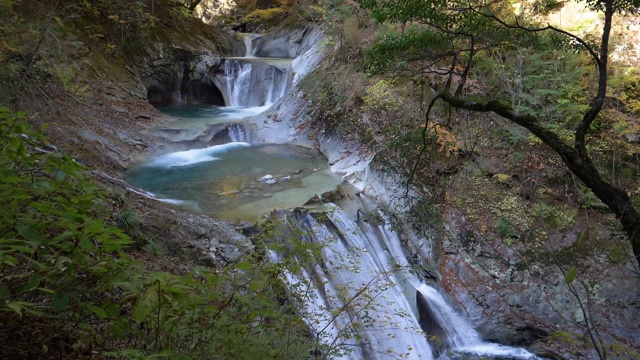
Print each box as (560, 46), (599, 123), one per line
(455, 35), (475, 96)
(467, 5), (601, 65)
(405, 93), (442, 197)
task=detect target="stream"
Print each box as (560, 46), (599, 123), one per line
(127, 31), (541, 359)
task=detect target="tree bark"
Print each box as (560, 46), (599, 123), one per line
(439, 94), (640, 269)
(434, 0), (640, 270)
(188, 0), (202, 12)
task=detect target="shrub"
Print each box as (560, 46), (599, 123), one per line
(0, 107), (315, 358)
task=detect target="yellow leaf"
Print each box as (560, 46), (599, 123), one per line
(54, 17), (64, 29)
(495, 173), (511, 184)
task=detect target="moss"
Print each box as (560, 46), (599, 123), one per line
(363, 79), (399, 112)
(245, 7), (287, 26)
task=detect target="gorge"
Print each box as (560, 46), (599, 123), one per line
(2, 1), (639, 359)
(129, 26), (542, 359)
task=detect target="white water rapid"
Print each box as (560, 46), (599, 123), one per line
(267, 200), (540, 360)
(223, 34), (292, 107)
(243, 33), (260, 58)
(144, 142), (251, 168)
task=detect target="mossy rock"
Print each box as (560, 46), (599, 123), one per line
(245, 7), (286, 27)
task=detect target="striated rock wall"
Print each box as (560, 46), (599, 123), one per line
(138, 41), (237, 106)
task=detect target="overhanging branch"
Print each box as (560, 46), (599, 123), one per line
(467, 5), (601, 65)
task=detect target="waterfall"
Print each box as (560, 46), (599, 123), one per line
(266, 200), (540, 360)
(220, 32), (292, 108)
(171, 63), (187, 104)
(269, 206), (432, 359)
(416, 284), (481, 356)
(224, 61), (251, 107)
(227, 123), (247, 142)
(223, 59), (292, 107)
(148, 28), (541, 359)
(244, 34), (261, 57)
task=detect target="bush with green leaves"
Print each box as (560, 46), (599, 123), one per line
(70, 0), (157, 57)
(0, 107), (316, 358)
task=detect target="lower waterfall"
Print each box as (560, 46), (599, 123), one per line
(265, 196), (539, 360)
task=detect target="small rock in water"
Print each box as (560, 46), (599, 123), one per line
(258, 174), (274, 182)
(218, 189), (240, 197)
(282, 176), (291, 182)
(312, 168), (319, 172)
(265, 178), (278, 185)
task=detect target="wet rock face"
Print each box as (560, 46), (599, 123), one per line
(417, 290), (449, 358)
(441, 206), (640, 358)
(252, 26), (320, 58)
(140, 45), (227, 106)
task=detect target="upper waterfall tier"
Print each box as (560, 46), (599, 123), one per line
(211, 32), (294, 108)
(242, 33), (260, 57)
(222, 58), (292, 107)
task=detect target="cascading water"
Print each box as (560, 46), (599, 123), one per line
(224, 61), (251, 107)
(266, 195), (540, 360)
(244, 33), (260, 57)
(221, 32), (292, 107)
(129, 32), (336, 223)
(268, 205), (432, 359)
(227, 123), (247, 142)
(223, 59), (291, 107)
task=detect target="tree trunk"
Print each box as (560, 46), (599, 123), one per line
(562, 148), (640, 270)
(188, 0), (202, 12)
(440, 94), (640, 269)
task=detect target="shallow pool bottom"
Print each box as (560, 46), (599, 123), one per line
(126, 143), (342, 223)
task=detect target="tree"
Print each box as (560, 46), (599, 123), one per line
(183, 0), (203, 12)
(359, 0), (640, 269)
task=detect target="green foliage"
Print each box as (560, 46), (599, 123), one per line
(362, 79), (400, 112)
(610, 67), (640, 116)
(584, 0), (640, 13)
(70, 0), (156, 57)
(577, 187), (607, 210)
(0, 107), (131, 354)
(0, 107), (317, 358)
(115, 208), (139, 230)
(364, 27), (454, 74)
(494, 127), (520, 148)
(565, 266), (577, 283)
(474, 49), (591, 133)
(532, 202), (577, 229)
(360, 0), (545, 73)
(496, 217), (519, 243)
